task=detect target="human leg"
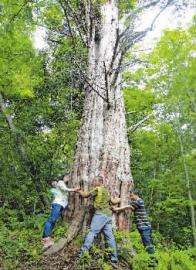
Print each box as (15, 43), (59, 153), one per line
(103, 218), (118, 262)
(139, 227), (155, 254)
(80, 214), (107, 254)
(43, 203), (63, 238)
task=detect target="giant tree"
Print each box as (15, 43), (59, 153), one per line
(43, 0), (178, 255)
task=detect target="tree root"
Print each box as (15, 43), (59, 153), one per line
(44, 209), (85, 255)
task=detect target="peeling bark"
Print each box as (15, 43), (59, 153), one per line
(71, 0), (132, 227)
(45, 0), (175, 255)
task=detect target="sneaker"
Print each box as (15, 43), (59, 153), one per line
(42, 237), (54, 250)
(110, 260), (118, 269)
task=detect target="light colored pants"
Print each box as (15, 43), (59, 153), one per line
(80, 213), (118, 261)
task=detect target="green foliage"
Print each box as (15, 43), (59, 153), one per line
(133, 248), (196, 270)
(0, 0), (42, 97)
(0, 207), (68, 269)
(42, 2), (64, 28)
(118, 0), (136, 13)
(0, 1), (195, 269)
(75, 230), (196, 270)
(0, 211), (42, 269)
(124, 22), (195, 247)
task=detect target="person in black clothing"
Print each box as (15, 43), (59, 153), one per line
(112, 188), (155, 254)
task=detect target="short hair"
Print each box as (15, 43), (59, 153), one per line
(48, 173), (69, 183)
(129, 188), (141, 196)
(94, 175), (104, 184)
(56, 175), (65, 181)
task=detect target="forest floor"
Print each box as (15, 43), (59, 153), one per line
(22, 242), (132, 270)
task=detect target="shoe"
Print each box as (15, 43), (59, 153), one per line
(42, 237), (54, 250)
(146, 245), (155, 254)
(110, 260), (118, 269)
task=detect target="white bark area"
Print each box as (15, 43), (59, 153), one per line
(176, 122), (196, 247)
(71, 0), (132, 227)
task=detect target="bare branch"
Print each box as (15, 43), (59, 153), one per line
(120, 0), (174, 53)
(127, 113), (155, 133)
(8, 0), (30, 25)
(103, 61), (110, 107)
(73, 60), (109, 104)
(59, 0), (75, 39)
(149, 0), (174, 31)
(58, 0), (88, 46)
(108, 27), (120, 74)
(112, 58), (149, 73)
(120, 0), (161, 39)
(111, 51), (124, 88)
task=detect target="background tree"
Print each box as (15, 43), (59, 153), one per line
(124, 21), (196, 247)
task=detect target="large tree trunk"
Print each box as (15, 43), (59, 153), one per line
(71, 0), (132, 228)
(45, 0), (132, 255)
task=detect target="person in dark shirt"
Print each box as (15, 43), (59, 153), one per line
(113, 188), (155, 254)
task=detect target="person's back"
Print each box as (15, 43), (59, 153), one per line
(78, 176), (118, 264)
(129, 190), (154, 254)
(50, 180), (70, 209)
(130, 197), (151, 230)
(112, 188), (155, 255)
(92, 186), (112, 216)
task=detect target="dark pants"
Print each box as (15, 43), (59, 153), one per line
(43, 203), (64, 238)
(138, 227), (155, 254)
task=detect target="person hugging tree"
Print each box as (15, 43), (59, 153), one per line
(113, 188), (155, 254)
(42, 174), (79, 250)
(76, 176), (121, 264)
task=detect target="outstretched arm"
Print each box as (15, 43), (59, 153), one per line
(57, 181), (79, 192)
(77, 187), (97, 198)
(112, 205), (135, 212)
(77, 190), (91, 198)
(111, 197), (121, 205)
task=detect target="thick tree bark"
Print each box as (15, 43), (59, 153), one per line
(70, 0), (132, 228)
(45, 0), (133, 255)
(46, 0), (176, 255)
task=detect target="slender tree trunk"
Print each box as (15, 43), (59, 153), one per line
(0, 92), (46, 207)
(176, 122), (196, 247)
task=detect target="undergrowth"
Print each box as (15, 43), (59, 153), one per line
(0, 209), (195, 269)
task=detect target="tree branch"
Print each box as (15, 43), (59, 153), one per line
(8, 0), (30, 25)
(120, 0), (174, 53)
(103, 61), (110, 108)
(59, 0), (88, 46)
(72, 59), (109, 103)
(108, 27), (120, 74)
(127, 113), (154, 133)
